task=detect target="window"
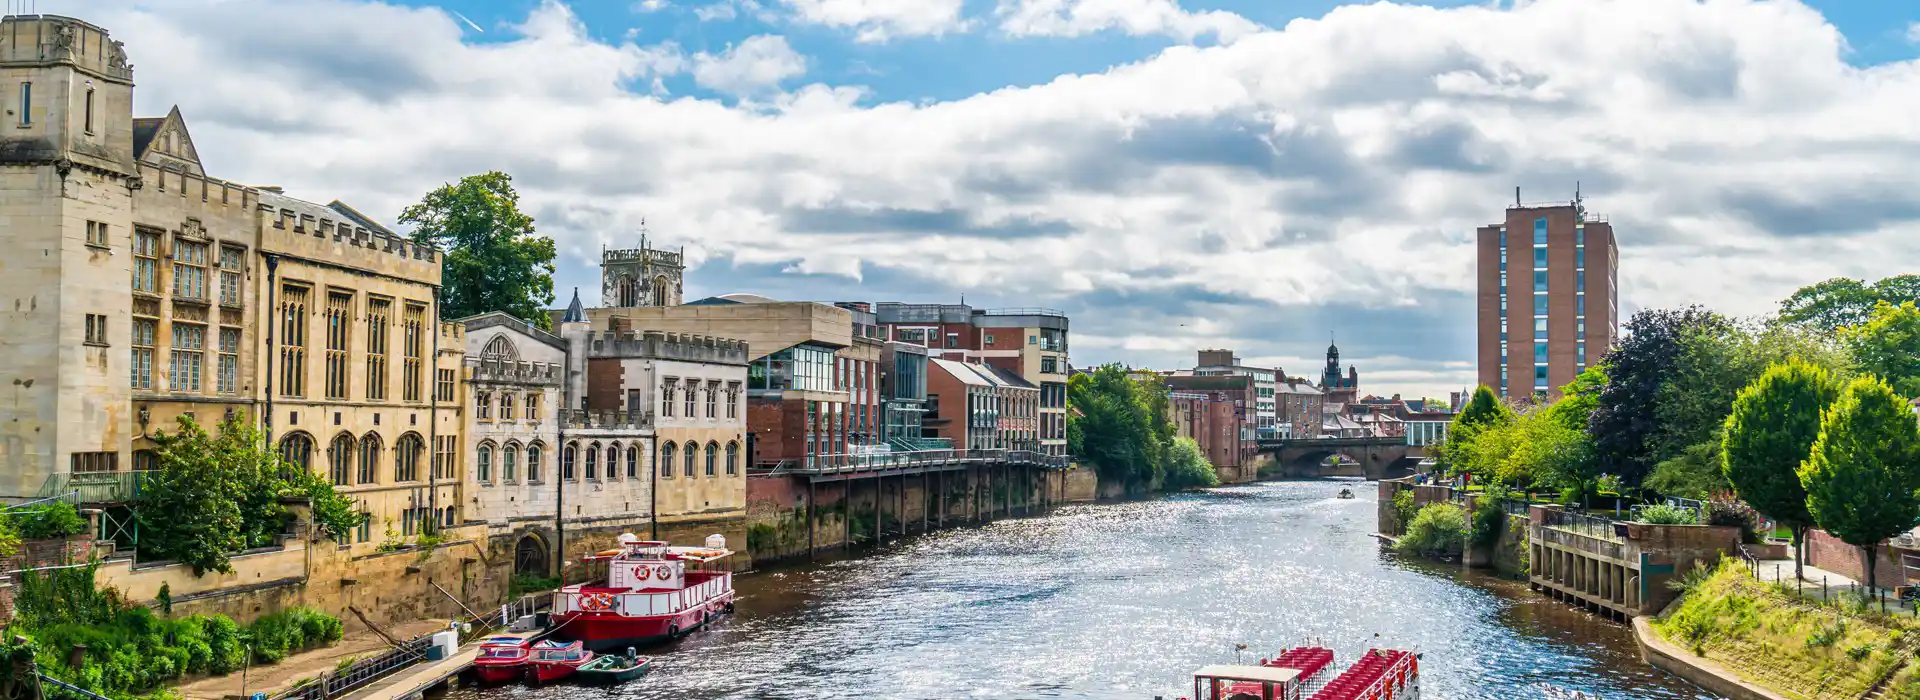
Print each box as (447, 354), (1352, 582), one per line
(218, 328), (239, 393)
(1577, 295), (1586, 315)
(330, 434), (354, 485)
(1575, 248), (1585, 270)
(83, 313), (107, 345)
(172, 240), (208, 299)
(133, 231), (159, 292)
(1041, 356), (1057, 374)
(366, 298), (390, 400)
(1532, 270), (1547, 292)
(684, 382), (695, 418)
(726, 383), (740, 419)
(477, 444), (493, 483)
(280, 285), (309, 397)
(585, 444), (598, 480)
(946, 333), (959, 348)
(395, 434), (423, 482)
(281, 433), (314, 470)
(660, 379), (675, 417)
(705, 442), (718, 477)
(526, 393), (541, 420)
(70, 452), (115, 473)
(626, 446), (638, 479)
(1534, 343), (1548, 362)
(501, 393), (515, 420)
(1534, 318), (1547, 340)
(706, 381), (718, 418)
(562, 444), (577, 480)
(660, 443), (675, 479)
(131, 318), (155, 389)
(527, 445), (542, 483)
(747, 344), (836, 392)
(437, 436), (457, 479)
(1577, 343), (1588, 365)
(170, 323), (205, 391)
(476, 391), (491, 420)
(985, 333), (995, 345)
(358, 435), (381, 484)
(726, 442), (738, 475)
(1533, 217), (1547, 245)
(435, 368), (455, 402)
(219, 246), (244, 306)
(83, 88), (93, 133)
(402, 304), (425, 402)
(1577, 274), (1586, 294)
(684, 441), (697, 477)
(17, 82), (29, 125)
(605, 445), (619, 480)
(324, 293), (351, 399)
(85, 220), (108, 248)
(1533, 296), (1547, 314)
(1534, 364), (1549, 383)
(1533, 247), (1547, 269)
(1576, 228), (1585, 246)
(502, 445), (518, 482)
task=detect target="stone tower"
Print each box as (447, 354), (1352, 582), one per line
(601, 233), (684, 308)
(0, 15), (139, 498)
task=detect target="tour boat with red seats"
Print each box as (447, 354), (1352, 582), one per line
(470, 636), (532, 684)
(552, 534), (737, 650)
(1188, 644), (1418, 700)
(524, 639), (594, 684)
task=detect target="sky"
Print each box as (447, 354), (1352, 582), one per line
(28, 0), (1920, 402)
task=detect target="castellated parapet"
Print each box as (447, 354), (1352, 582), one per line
(585, 330), (749, 365)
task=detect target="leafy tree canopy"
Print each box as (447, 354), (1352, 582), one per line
(1777, 274), (1920, 335)
(1589, 306), (1731, 488)
(1838, 300), (1920, 399)
(1163, 437), (1220, 490)
(1800, 376), (1920, 589)
(1066, 364), (1173, 489)
(402, 171), (557, 329)
(1721, 358), (1839, 580)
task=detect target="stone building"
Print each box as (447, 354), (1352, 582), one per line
(0, 15), (466, 543)
(600, 235), (684, 308)
(460, 313), (566, 574)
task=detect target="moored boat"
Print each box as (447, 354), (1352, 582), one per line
(1189, 644), (1418, 700)
(552, 534), (737, 651)
(524, 639), (594, 684)
(1337, 488), (1355, 499)
(471, 636), (532, 684)
(574, 649), (653, 685)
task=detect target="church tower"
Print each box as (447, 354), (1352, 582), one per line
(601, 232), (685, 308)
(0, 15), (139, 497)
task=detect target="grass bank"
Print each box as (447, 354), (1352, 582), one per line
(1653, 560), (1920, 699)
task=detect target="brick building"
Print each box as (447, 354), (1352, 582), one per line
(1477, 193), (1620, 402)
(874, 303), (1069, 455)
(925, 358), (997, 450)
(1161, 374), (1257, 470)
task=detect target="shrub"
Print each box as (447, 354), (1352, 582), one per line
(11, 502), (89, 539)
(1395, 503), (1468, 558)
(1161, 437), (1219, 491)
(1703, 498), (1764, 544)
(1469, 487), (1512, 548)
(1635, 503), (1701, 525)
(1392, 490), (1417, 527)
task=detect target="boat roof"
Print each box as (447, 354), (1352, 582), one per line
(1194, 664), (1302, 684)
(532, 639), (582, 650)
(479, 636), (527, 646)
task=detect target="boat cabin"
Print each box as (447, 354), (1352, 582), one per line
(1192, 664), (1304, 700)
(530, 640), (589, 664)
(476, 637), (530, 660)
(555, 534), (736, 618)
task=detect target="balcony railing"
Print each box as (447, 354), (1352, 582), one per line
(1539, 508), (1622, 543)
(36, 471), (150, 504)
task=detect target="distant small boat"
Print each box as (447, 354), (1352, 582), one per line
(1338, 488), (1355, 499)
(575, 649), (653, 685)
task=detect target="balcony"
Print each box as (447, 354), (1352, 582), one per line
(38, 471), (150, 504)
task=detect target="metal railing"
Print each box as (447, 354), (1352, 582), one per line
(36, 471), (149, 504)
(1539, 508), (1623, 543)
(976, 307), (1065, 317)
(268, 635), (433, 700)
(757, 448), (1070, 475)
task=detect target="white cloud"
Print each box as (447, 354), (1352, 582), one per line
(1907, 21), (1919, 44)
(691, 34), (807, 95)
(41, 0), (1920, 400)
(632, 0), (670, 12)
(694, 1), (739, 21)
(777, 0), (969, 42)
(996, 0), (1261, 43)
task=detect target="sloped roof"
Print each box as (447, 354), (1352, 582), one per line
(930, 358), (990, 387)
(562, 288), (586, 324)
(131, 117), (163, 157)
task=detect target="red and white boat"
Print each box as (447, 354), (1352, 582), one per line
(1189, 645), (1419, 700)
(552, 534), (737, 650)
(470, 636), (532, 684)
(524, 639), (594, 683)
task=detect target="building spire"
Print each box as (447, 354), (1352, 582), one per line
(562, 286), (586, 324)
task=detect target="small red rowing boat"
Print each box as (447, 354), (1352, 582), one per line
(471, 636), (531, 684)
(524, 640), (594, 684)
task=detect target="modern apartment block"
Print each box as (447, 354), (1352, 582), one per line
(873, 303), (1070, 456)
(1191, 349), (1279, 438)
(1477, 195), (1619, 402)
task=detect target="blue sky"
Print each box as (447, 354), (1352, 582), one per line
(52, 0), (1920, 400)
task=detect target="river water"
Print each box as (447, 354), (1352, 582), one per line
(455, 479), (1719, 699)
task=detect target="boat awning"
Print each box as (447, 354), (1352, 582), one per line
(1193, 665), (1302, 684)
(668, 547), (734, 562)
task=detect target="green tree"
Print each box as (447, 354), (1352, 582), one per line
(401, 171), (557, 328)
(1590, 306), (1730, 489)
(140, 418), (248, 574)
(1065, 364), (1172, 491)
(1162, 437), (1219, 490)
(1800, 376), (1920, 593)
(1435, 386), (1513, 477)
(1457, 385), (1511, 429)
(1778, 275), (1920, 335)
(1644, 440), (1727, 500)
(1722, 359), (1839, 581)
(1839, 301), (1920, 398)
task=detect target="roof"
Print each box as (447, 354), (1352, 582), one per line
(1193, 664), (1301, 684)
(562, 288), (586, 324)
(132, 117), (163, 157)
(685, 292), (781, 305)
(328, 200), (397, 236)
(930, 358), (991, 387)
(1277, 381), (1321, 395)
(986, 366), (1038, 390)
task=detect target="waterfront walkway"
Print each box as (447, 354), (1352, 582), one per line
(1750, 558), (1920, 615)
(176, 620), (450, 700)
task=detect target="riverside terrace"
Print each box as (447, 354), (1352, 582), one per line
(750, 448), (1070, 560)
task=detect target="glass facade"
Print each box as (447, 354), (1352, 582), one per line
(748, 343), (837, 392)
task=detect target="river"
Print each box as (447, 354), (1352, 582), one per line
(454, 479), (1719, 699)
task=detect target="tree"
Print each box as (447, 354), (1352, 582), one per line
(1800, 376), (1920, 594)
(1457, 386), (1511, 429)
(1589, 306), (1729, 489)
(1644, 440), (1727, 500)
(1066, 364), (1172, 490)
(1839, 301), (1920, 398)
(1778, 275), (1920, 335)
(1722, 359), (1839, 581)
(1163, 437), (1219, 490)
(1435, 386), (1514, 477)
(401, 171), (557, 328)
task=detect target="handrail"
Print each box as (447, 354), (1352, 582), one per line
(4, 490), (79, 511)
(1539, 509), (1622, 543)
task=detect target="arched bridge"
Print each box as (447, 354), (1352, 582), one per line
(1256, 436), (1430, 480)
